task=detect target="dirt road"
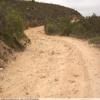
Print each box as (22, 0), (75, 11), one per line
(0, 26), (100, 98)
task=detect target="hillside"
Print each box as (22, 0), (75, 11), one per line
(0, 0), (81, 68)
(9, 0), (81, 27)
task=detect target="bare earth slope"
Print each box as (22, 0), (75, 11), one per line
(0, 26), (100, 98)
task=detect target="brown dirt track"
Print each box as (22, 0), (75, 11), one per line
(0, 26), (100, 98)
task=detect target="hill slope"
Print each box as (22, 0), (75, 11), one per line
(9, 0), (81, 27)
(0, 0), (81, 68)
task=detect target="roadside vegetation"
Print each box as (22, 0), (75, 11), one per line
(0, 0), (29, 50)
(45, 14), (100, 46)
(45, 17), (72, 36)
(0, 0), (80, 68)
(0, 0), (30, 68)
(0, 0), (81, 51)
(0, 0), (99, 69)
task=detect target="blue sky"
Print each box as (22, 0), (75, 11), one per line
(35, 0), (100, 16)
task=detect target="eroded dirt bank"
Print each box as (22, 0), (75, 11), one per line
(0, 26), (100, 98)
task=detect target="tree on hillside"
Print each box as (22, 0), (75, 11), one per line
(32, 0), (35, 2)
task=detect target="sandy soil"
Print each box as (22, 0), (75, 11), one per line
(0, 26), (100, 98)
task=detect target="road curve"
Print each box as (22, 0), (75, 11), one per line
(0, 26), (100, 98)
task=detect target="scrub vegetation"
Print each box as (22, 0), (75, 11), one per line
(45, 15), (100, 46)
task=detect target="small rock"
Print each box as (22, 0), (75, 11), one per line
(51, 51), (55, 55)
(73, 74), (79, 77)
(54, 78), (59, 82)
(40, 50), (44, 54)
(25, 92), (29, 95)
(40, 75), (46, 79)
(68, 80), (75, 83)
(0, 68), (4, 71)
(73, 89), (79, 94)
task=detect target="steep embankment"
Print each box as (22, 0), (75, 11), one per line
(0, 26), (100, 98)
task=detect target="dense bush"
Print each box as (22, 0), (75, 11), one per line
(45, 17), (73, 36)
(45, 20), (61, 35)
(45, 15), (100, 45)
(89, 37), (100, 44)
(59, 17), (73, 36)
(0, 1), (28, 50)
(72, 15), (100, 39)
(82, 16), (100, 36)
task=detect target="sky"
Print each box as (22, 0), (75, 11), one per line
(35, 0), (100, 16)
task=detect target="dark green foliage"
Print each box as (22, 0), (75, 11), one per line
(45, 17), (73, 36)
(59, 17), (73, 36)
(72, 15), (100, 39)
(89, 37), (100, 45)
(0, 1), (27, 50)
(32, 0), (35, 2)
(0, 0), (81, 50)
(45, 19), (61, 35)
(45, 15), (100, 45)
(5, 9), (24, 38)
(45, 23), (60, 35)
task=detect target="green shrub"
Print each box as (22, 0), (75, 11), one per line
(4, 8), (24, 39)
(71, 15), (100, 38)
(45, 22), (61, 35)
(0, 2), (25, 49)
(45, 17), (73, 36)
(89, 37), (100, 44)
(59, 17), (73, 36)
(45, 15), (100, 46)
(5, 9), (24, 49)
(71, 22), (87, 38)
